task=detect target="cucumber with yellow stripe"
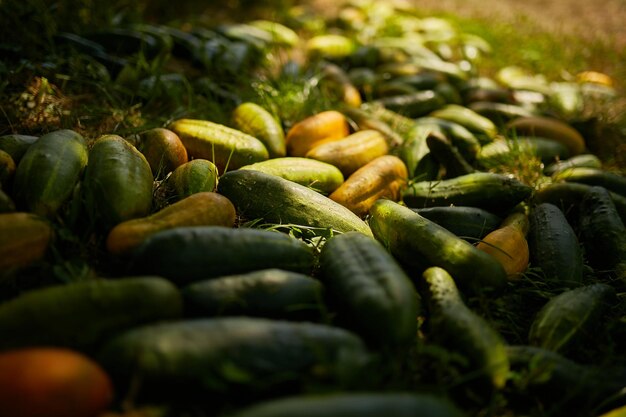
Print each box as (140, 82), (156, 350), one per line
(402, 172), (533, 214)
(552, 167), (626, 197)
(369, 199), (507, 292)
(218, 169), (372, 237)
(169, 118), (269, 171)
(543, 154), (602, 176)
(232, 102), (286, 158)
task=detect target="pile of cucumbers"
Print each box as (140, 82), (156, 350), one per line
(1, 1), (626, 416)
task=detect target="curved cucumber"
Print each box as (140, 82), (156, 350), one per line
(413, 206), (501, 241)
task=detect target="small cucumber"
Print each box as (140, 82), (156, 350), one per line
(0, 212), (53, 274)
(369, 199), (507, 292)
(0, 134), (38, 162)
(425, 132), (475, 178)
(374, 90), (446, 118)
(544, 154), (602, 176)
(477, 137), (570, 166)
(553, 167), (626, 197)
(0, 277), (182, 351)
(232, 102), (286, 158)
(131, 226), (315, 285)
(182, 269), (325, 321)
(413, 206), (501, 241)
(286, 111), (350, 157)
(528, 283), (617, 353)
(217, 169), (372, 237)
(429, 104), (498, 142)
(528, 203), (583, 287)
(165, 159), (219, 200)
(506, 116), (586, 156)
(319, 232), (420, 346)
(421, 267), (509, 390)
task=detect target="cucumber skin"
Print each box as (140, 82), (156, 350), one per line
(97, 317), (370, 399)
(421, 267), (509, 390)
(0, 277), (182, 352)
(12, 129), (88, 218)
(414, 206), (501, 241)
(182, 269), (325, 321)
(319, 232), (420, 346)
(528, 203), (583, 287)
(131, 226), (315, 285)
(229, 393), (465, 417)
(528, 283), (616, 353)
(217, 169), (372, 237)
(402, 172), (533, 214)
(370, 199), (507, 293)
(554, 167), (626, 197)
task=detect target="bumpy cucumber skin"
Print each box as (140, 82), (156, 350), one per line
(319, 232), (419, 346)
(414, 206), (501, 241)
(0, 277), (182, 351)
(402, 172), (533, 214)
(97, 317), (370, 399)
(528, 203), (583, 286)
(131, 226), (315, 285)
(369, 199), (507, 293)
(421, 267), (509, 390)
(182, 269), (325, 321)
(12, 130), (88, 218)
(528, 283), (616, 353)
(218, 169), (372, 237)
(229, 393), (466, 417)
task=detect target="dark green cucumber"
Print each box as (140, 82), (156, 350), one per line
(131, 226), (315, 285)
(421, 267), (509, 390)
(229, 393), (465, 417)
(579, 186), (626, 276)
(477, 137), (570, 166)
(402, 172), (533, 214)
(12, 130), (88, 218)
(217, 169), (372, 237)
(319, 232), (420, 346)
(467, 101), (535, 126)
(528, 203), (583, 287)
(165, 159), (218, 200)
(83, 135), (153, 231)
(413, 117), (481, 161)
(83, 27), (164, 58)
(0, 134), (38, 163)
(429, 104), (498, 143)
(413, 206), (501, 241)
(528, 283), (617, 353)
(553, 167), (626, 197)
(374, 90), (446, 118)
(425, 132), (475, 178)
(182, 269), (325, 320)
(544, 154), (602, 176)
(507, 345), (626, 411)
(369, 199), (507, 292)
(97, 317), (370, 399)
(0, 277), (182, 352)
(396, 127), (439, 181)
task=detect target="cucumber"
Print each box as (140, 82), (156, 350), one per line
(507, 345), (626, 411)
(0, 134), (38, 162)
(425, 132), (475, 178)
(12, 130), (88, 218)
(97, 317), (370, 399)
(544, 154), (602, 176)
(369, 199), (507, 293)
(506, 116), (586, 156)
(0, 212), (54, 274)
(241, 157), (344, 194)
(528, 203), (583, 287)
(467, 101), (534, 126)
(402, 172), (533, 214)
(528, 283), (617, 353)
(182, 269), (325, 321)
(0, 189), (15, 213)
(421, 267), (509, 390)
(553, 167), (626, 197)
(319, 232), (420, 346)
(413, 206), (501, 241)
(82, 135), (153, 231)
(477, 137), (570, 166)
(217, 170), (372, 237)
(578, 186), (626, 276)
(131, 226), (315, 285)
(229, 393), (465, 417)
(374, 90), (446, 118)
(396, 126), (439, 181)
(164, 159), (219, 200)
(0, 150), (14, 190)
(0, 277), (182, 351)
(232, 102), (286, 159)
(429, 104), (498, 143)
(413, 117), (481, 161)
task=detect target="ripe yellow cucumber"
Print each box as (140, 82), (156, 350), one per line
(232, 102), (286, 158)
(0, 212), (53, 273)
(476, 212), (529, 278)
(506, 116), (586, 156)
(286, 111), (350, 157)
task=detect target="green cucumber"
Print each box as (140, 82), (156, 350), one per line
(240, 157), (344, 194)
(579, 186), (626, 276)
(477, 137), (570, 166)
(553, 167), (626, 197)
(528, 203), (583, 287)
(12, 130), (88, 218)
(374, 90), (446, 118)
(421, 267), (509, 389)
(467, 101), (535, 126)
(97, 317), (370, 399)
(429, 104), (498, 143)
(396, 126), (439, 181)
(0, 134), (38, 162)
(413, 117), (481, 161)
(131, 226), (315, 285)
(229, 393), (465, 417)
(425, 132), (475, 178)
(232, 102), (286, 158)
(544, 154), (602, 176)
(165, 159), (218, 200)
(369, 199), (507, 293)
(217, 170), (372, 237)
(319, 232), (420, 346)
(0, 277), (182, 351)
(413, 206), (501, 241)
(83, 135), (153, 231)
(182, 269), (325, 320)
(528, 283), (617, 353)
(402, 172), (533, 214)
